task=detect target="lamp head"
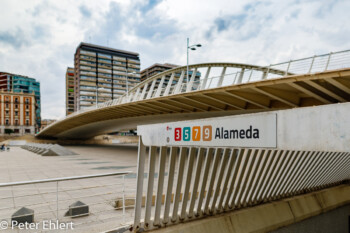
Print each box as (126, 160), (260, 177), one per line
(191, 48), (196, 50)
(196, 44), (202, 47)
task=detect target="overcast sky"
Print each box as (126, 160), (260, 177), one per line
(0, 0), (349, 119)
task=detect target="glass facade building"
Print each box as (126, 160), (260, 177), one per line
(74, 43), (141, 110)
(0, 72), (41, 130)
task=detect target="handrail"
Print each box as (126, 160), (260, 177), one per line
(0, 171), (131, 187)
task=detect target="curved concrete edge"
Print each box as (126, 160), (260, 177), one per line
(149, 184), (350, 233)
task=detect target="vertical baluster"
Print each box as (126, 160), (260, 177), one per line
(210, 148), (229, 213)
(275, 151), (304, 198)
(268, 151), (295, 199)
(287, 151), (317, 195)
(155, 76), (166, 97)
(146, 79), (157, 99)
(261, 150), (288, 201)
(164, 73), (175, 96)
(230, 149), (252, 208)
(174, 71), (185, 94)
(285, 60), (292, 75)
(308, 55), (316, 73)
(186, 68), (198, 92)
(324, 52), (332, 71)
(236, 68), (245, 84)
(188, 148), (205, 218)
(216, 67), (227, 87)
(195, 148), (213, 216)
(203, 148), (221, 215)
(171, 147), (187, 222)
(180, 147), (196, 220)
(133, 137), (147, 230)
(223, 149), (243, 210)
(200, 67), (211, 90)
(217, 149), (235, 212)
(153, 147), (167, 226)
(162, 147), (178, 224)
(245, 149), (268, 205)
(289, 151), (319, 195)
(144, 146), (157, 228)
(326, 152), (350, 184)
(239, 149), (263, 207)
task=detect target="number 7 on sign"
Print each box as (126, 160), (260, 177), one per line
(192, 126), (201, 141)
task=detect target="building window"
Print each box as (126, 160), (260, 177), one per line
(15, 104), (18, 109)
(25, 129), (31, 134)
(5, 111), (9, 116)
(26, 120), (29, 126)
(25, 111), (29, 116)
(5, 119), (9, 125)
(26, 105), (29, 109)
(15, 98), (18, 103)
(25, 99), (29, 104)
(15, 111), (18, 116)
(15, 119), (18, 126)
(14, 129), (19, 134)
(5, 104), (8, 108)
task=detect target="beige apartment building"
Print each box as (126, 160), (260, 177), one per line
(0, 90), (36, 135)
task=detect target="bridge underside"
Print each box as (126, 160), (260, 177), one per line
(38, 68), (350, 139)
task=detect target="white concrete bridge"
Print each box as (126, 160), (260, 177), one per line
(37, 49), (350, 139)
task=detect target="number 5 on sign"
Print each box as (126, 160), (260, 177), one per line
(183, 127), (191, 141)
(203, 126), (212, 141)
(192, 126), (201, 141)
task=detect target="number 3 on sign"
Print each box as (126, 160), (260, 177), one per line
(192, 126), (200, 141)
(174, 128), (181, 141)
(183, 127), (191, 141)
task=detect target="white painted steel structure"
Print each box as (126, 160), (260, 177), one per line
(41, 49), (350, 125)
(131, 102), (350, 232)
(132, 145), (350, 232)
(37, 49), (350, 139)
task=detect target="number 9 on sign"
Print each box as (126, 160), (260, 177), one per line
(203, 126), (212, 141)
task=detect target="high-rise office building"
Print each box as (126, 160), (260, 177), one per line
(140, 63), (178, 82)
(74, 42), (141, 110)
(65, 67), (75, 115)
(0, 72), (41, 131)
(140, 63), (201, 91)
(0, 90), (36, 135)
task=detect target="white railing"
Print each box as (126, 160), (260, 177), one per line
(132, 142), (350, 232)
(0, 172), (133, 232)
(39, 49), (350, 134)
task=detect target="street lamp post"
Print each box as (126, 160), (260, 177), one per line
(187, 38), (202, 84)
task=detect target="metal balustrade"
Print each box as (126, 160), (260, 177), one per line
(132, 141), (350, 232)
(40, 49), (350, 134)
(0, 172), (133, 232)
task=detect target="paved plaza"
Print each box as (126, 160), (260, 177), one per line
(0, 144), (140, 232)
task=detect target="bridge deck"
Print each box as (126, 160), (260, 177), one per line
(38, 68), (350, 139)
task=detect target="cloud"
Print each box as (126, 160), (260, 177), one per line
(0, 28), (29, 48)
(0, 0), (349, 120)
(79, 5), (92, 18)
